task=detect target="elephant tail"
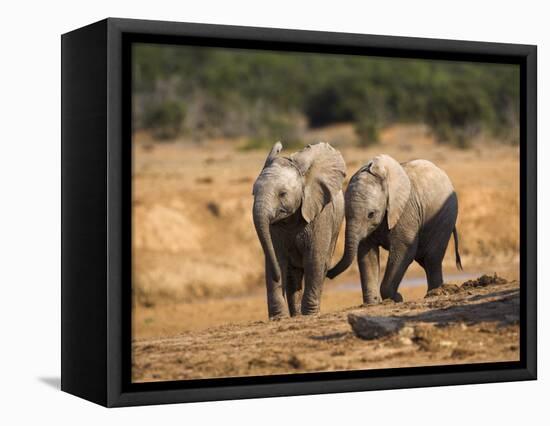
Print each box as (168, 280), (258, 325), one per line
(453, 226), (463, 271)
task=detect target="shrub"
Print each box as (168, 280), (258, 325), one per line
(133, 45), (520, 148)
(355, 117), (380, 147)
(425, 79), (494, 148)
(239, 137), (304, 152)
(143, 101), (186, 140)
(239, 113), (305, 151)
(304, 86), (355, 128)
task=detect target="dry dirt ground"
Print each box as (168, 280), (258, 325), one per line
(131, 124), (520, 382)
(132, 276), (519, 382)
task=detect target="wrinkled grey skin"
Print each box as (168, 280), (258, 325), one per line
(253, 142), (346, 319)
(328, 154), (462, 303)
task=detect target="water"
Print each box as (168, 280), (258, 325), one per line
(334, 271), (481, 292)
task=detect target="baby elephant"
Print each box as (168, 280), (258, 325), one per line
(253, 142), (346, 319)
(327, 154), (462, 303)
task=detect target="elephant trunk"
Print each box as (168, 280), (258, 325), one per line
(253, 201), (281, 282)
(327, 215), (361, 279)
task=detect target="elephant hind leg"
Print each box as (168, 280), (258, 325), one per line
(286, 266), (303, 317)
(423, 257), (444, 291)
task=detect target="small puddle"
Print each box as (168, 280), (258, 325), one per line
(333, 271), (482, 292)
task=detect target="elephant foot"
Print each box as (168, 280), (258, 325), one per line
(300, 296), (320, 316)
(301, 306), (320, 316)
(362, 295), (381, 306)
(269, 312), (289, 321)
(380, 289), (403, 303)
(288, 301), (302, 317)
(267, 298), (288, 320)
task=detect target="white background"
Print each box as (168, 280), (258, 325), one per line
(0, 0), (546, 423)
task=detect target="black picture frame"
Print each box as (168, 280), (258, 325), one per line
(61, 17), (537, 407)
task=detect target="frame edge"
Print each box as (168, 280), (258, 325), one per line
(61, 19), (110, 407)
(99, 17), (538, 407)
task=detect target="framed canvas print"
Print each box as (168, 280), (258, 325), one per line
(61, 18), (537, 407)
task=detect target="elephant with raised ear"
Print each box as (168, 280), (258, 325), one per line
(253, 142), (346, 319)
(327, 154), (462, 303)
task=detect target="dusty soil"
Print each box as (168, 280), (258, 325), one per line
(133, 281), (427, 339)
(131, 124), (520, 382)
(132, 276), (520, 383)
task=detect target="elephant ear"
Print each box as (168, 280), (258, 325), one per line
(262, 141), (283, 169)
(368, 154), (411, 229)
(291, 142), (346, 223)
(253, 142), (283, 195)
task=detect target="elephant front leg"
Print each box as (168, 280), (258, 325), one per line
(265, 259), (287, 319)
(357, 240), (380, 304)
(380, 241), (417, 302)
(286, 266), (304, 317)
(301, 257), (326, 316)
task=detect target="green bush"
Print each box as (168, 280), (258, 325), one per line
(143, 101), (186, 140)
(133, 45), (520, 147)
(355, 117), (380, 147)
(239, 137), (304, 152)
(425, 79), (494, 148)
(304, 86), (355, 127)
(239, 113), (305, 151)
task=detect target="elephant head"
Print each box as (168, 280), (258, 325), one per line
(328, 154), (411, 279)
(253, 142), (346, 281)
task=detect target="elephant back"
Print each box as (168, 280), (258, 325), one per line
(403, 159), (457, 221)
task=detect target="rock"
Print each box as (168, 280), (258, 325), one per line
(206, 201), (221, 217)
(398, 326), (415, 338)
(500, 314), (519, 326)
(347, 314), (404, 340)
(411, 324), (439, 351)
(397, 336), (414, 346)
(462, 273), (507, 289)
(288, 354), (305, 369)
(451, 348), (476, 359)
(425, 284), (461, 297)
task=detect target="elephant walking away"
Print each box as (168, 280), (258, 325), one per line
(328, 154), (462, 304)
(252, 142), (346, 319)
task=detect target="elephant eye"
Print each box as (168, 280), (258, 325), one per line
(368, 211), (375, 219)
(279, 191), (287, 198)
